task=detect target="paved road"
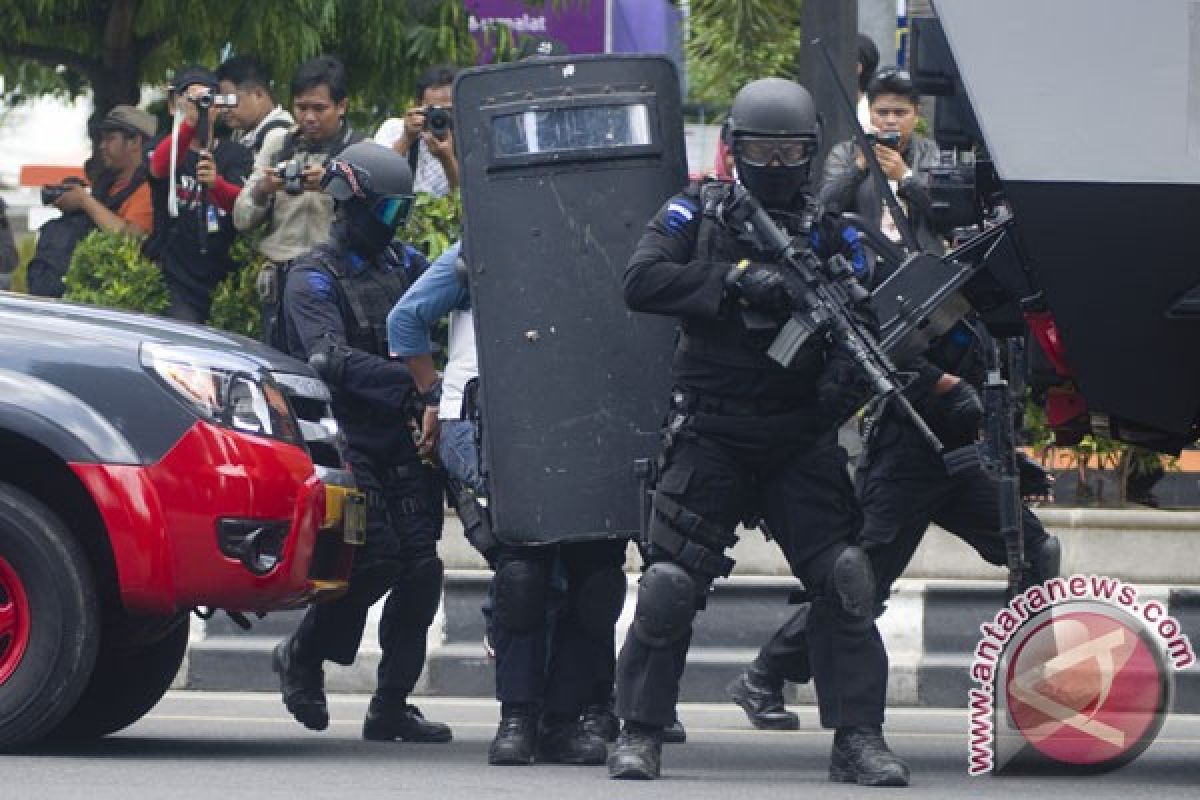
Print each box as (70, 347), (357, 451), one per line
(6, 693), (1198, 799)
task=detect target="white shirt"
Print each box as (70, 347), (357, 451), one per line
(374, 118), (451, 197)
(441, 308), (478, 420)
(236, 106), (294, 154)
(857, 95), (872, 131)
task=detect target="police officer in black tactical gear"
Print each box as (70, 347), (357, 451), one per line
(270, 141), (452, 744)
(483, 538), (629, 766)
(728, 319), (1062, 730)
(608, 77), (909, 787)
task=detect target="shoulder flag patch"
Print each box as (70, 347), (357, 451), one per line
(664, 197), (699, 237)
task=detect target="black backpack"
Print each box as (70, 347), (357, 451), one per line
(26, 167), (148, 298)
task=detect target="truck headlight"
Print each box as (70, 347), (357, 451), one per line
(141, 343), (303, 447)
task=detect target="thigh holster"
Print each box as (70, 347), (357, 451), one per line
(647, 492), (738, 580)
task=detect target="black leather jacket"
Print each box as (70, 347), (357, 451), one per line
(817, 134), (944, 256)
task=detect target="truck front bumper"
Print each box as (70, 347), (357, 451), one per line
(72, 420), (360, 615)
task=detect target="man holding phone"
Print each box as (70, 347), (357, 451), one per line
(818, 68), (943, 258)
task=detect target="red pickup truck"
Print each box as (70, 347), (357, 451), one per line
(0, 293), (361, 749)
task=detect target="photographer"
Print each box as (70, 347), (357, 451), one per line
(374, 65), (458, 197)
(234, 55), (361, 345)
(819, 68), (942, 255)
(25, 105), (157, 297)
(147, 65), (253, 322)
(216, 55), (294, 156)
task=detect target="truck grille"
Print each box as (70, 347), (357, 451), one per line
(271, 372), (346, 471)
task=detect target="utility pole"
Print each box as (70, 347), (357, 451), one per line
(795, 0), (858, 175)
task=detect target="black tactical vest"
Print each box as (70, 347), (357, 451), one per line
(307, 243), (412, 356)
(683, 181), (825, 372)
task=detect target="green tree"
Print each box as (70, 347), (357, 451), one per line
(0, 0), (484, 134)
(686, 0), (805, 107)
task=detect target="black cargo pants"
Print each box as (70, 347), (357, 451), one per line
(292, 451), (445, 705)
(491, 538), (628, 717)
(615, 407), (888, 730)
(754, 411), (1051, 684)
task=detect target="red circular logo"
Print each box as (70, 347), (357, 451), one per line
(1004, 605), (1170, 771)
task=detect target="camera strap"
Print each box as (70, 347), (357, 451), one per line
(94, 165), (148, 213)
(277, 122), (361, 164)
(168, 109), (182, 218)
(252, 118), (292, 155)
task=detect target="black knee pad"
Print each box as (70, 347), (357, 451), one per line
(631, 562), (698, 648)
(395, 557), (443, 629)
(493, 559), (548, 634)
(1029, 534), (1061, 584)
(575, 566), (627, 640)
(831, 545), (875, 620)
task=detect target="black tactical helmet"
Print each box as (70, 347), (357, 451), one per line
(728, 78), (820, 208)
(323, 141), (415, 255)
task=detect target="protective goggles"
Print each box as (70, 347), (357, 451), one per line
(733, 136), (818, 168)
(322, 158), (415, 227)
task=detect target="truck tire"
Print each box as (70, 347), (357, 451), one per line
(46, 613), (190, 741)
(0, 482), (100, 751)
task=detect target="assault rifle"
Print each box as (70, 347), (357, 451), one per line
(982, 336), (1030, 596)
(811, 38), (1039, 594)
(719, 184), (944, 455)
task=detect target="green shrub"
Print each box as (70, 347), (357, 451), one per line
(208, 233), (264, 339)
(62, 230), (169, 314)
(406, 190), (462, 259)
(9, 233), (37, 293)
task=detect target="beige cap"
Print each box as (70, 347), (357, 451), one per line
(97, 105), (157, 138)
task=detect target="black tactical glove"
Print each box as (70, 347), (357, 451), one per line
(920, 380), (984, 449)
(1018, 452), (1054, 500)
(816, 342), (875, 428)
(724, 260), (793, 312)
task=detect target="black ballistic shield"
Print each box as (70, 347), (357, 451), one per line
(454, 55), (687, 545)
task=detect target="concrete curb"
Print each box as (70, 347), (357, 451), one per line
(179, 571), (1200, 713)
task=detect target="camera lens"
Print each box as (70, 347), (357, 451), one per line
(283, 160), (304, 196)
(424, 106), (452, 135)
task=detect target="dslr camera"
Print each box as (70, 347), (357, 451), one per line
(191, 89), (238, 110)
(41, 176), (87, 206)
(278, 159), (305, 196)
(423, 105), (453, 139)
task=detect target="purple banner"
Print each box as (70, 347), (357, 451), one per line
(466, 0), (608, 61)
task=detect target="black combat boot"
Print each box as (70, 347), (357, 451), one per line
(830, 726), (911, 787)
(271, 636), (329, 731)
(661, 715), (687, 743)
(537, 717), (608, 765)
(727, 667), (800, 730)
(580, 704), (620, 743)
(363, 696), (453, 742)
(608, 722), (663, 780)
(488, 707), (539, 765)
